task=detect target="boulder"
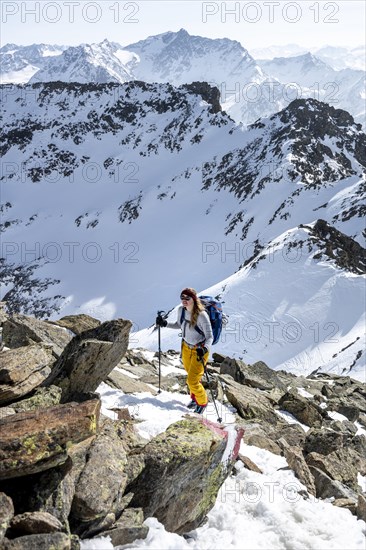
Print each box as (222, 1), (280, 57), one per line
(128, 417), (243, 534)
(277, 438), (316, 496)
(70, 418), (130, 538)
(99, 508), (148, 546)
(107, 370), (158, 395)
(278, 390), (325, 427)
(303, 428), (346, 455)
(328, 395), (366, 419)
(44, 319), (132, 402)
(309, 466), (359, 501)
(2, 532), (72, 549)
(9, 511), (63, 535)
(350, 435), (366, 464)
(0, 492), (14, 543)
(327, 419), (357, 435)
(0, 398), (100, 479)
(212, 352), (226, 363)
(271, 423), (306, 448)
(236, 454), (263, 474)
(50, 314), (101, 335)
(220, 357), (286, 391)
(2, 315), (72, 357)
(0, 437), (95, 533)
(11, 386), (62, 413)
(220, 374), (277, 424)
(305, 449), (359, 490)
(0, 345), (54, 405)
(246, 434), (282, 455)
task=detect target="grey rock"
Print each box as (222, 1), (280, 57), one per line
(128, 417), (243, 534)
(3, 532), (72, 549)
(0, 398), (100, 480)
(0, 303), (7, 325)
(50, 314), (101, 335)
(349, 435), (366, 465)
(9, 511), (63, 535)
(99, 507), (149, 546)
(0, 437), (95, 533)
(212, 352), (226, 363)
(11, 386), (62, 413)
(45, 318), (132, 402)
(236, 454), (263, 473)
(246, 434), (282, 455)
(0, 345), (54, 405)
(70, 418), (129, 537)
(220, 357), (286, 391)
(271, 423), (306, 448)
(304, 428), (346, 455)
(278, 438), (316, 496)
(309, 466), (358, 501)
(2, 315), (72, 358)
(305, 449), (359, 490)
(327, 419), (357, 435)
(278, 390), (325, 427)
(0, 492), (14, 543)
(220, 374), (278, 424)
(107, 370), (158, 395)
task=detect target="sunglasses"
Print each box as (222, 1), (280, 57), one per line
(180, 295), (192, 301)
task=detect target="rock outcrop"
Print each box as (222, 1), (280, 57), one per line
(0, 345), (54, 405)
(127, 417), (243, 534)
(0, 398), (101, 479)
(2, 315), (72, 358)
(0, 309), (364, 546)
(44, 319), (132, 401)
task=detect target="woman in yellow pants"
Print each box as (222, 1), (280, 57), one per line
(156, 287), (213, 414)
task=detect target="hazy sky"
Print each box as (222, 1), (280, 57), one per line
(1, 0), (365, 50)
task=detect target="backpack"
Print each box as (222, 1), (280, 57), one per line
(180, 295), (226, 345)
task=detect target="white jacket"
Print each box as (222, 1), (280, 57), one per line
(167, 306), (213, 351)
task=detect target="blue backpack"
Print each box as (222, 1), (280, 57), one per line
(180, 295), (225, 345)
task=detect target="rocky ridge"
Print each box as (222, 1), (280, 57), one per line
(0, 309), (365, 548)
(0, 310), (243, 549)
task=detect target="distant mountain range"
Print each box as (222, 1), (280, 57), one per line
(1, 31), (365, 127)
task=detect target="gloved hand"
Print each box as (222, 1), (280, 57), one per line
(196, 346), (208, 360)
(156, 314), (167, 327)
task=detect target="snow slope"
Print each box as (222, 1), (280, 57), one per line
(78, 378), (366, 550)
(134, 224), (366, 381)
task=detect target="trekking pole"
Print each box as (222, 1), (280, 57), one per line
(201, 357), (222, 423)
(157, 310), (164, 394)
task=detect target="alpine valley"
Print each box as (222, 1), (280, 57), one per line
(0, 30), (365, 380)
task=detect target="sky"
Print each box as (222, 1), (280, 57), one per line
(76, 356), (366, 550)
(1, 0), (365, 50)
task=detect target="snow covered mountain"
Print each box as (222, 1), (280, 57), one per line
(251, 44), (366, 72)
(249, 43), (309, 60)
(314, 45), (366, 72)
(123, 28), (259, 85)
(1, 32), (365, 127)
(1, 81), (365, 377)
(28, 39), (137, 84)
(0, 43), (67, 84)
(258, 53), (366, 127)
